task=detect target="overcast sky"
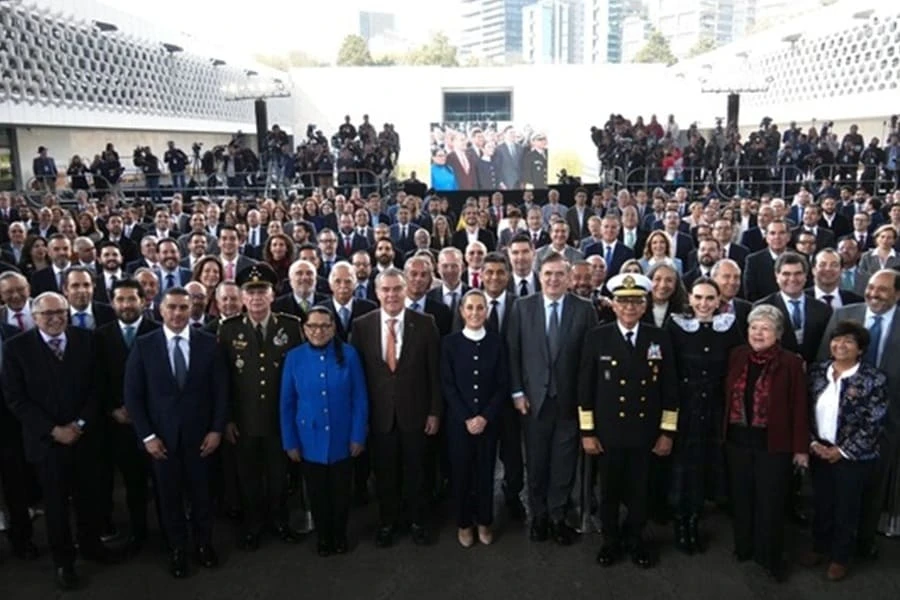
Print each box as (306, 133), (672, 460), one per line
(95, 0), (460, 61)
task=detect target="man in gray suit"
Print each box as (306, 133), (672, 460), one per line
(536, 221), (584, 267)
(507, 252), (598, 546)
(496, 126), (523, 190)
(817, 268), (900, 558)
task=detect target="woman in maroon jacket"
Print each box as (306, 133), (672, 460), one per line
(723, 304), (809, 582)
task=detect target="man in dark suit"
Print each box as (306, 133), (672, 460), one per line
(93, 242), (126, 304)
(507, 253), (598, 546)
(155, 239), (193, 294)
(63, 266), (115, 330)
(273, 259), (329, 318)
(123, 287), (228, 578)
(755, 252), (832, 364)
(660, 211), (695, 264)
(584, 217), (634, 277)
(95, 280), (160, 556)
(316, 261), (377, 342)
(618, 206), (648, 258)
(97, 213), (139, 264)
(389, 206), (419, 255)
(350, 267), (442, 548)
(707, 218), (749, 269)
(30, 233), (72, 295)
(805, 248), (864, 310)
(218, 226), (255, 281)
(3, 292), (116, 589)
(744, 220), (791, 302)
(712, 259), (752, 335)
(819, 196), (852, 239)
(792, 204), (835, 253)
(566, 188), (595, 243)
(404, 256), (452, 337)
(336, 214), (369, 260)
(446, 135), (479, 190)
(578, 273), (678, 568)
(739, 205), (775, 253)
(683, 239), (721, 288)
(496, 126), (523, 189)
(452, 205), (497, 253)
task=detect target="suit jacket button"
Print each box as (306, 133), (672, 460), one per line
(473, 384), (478, 390)
(473, 370), (479, 376)
(639, 412), (645, 418)
(620, 380), (626, 385)
(473, 356), (479, 361)
(619, 396), (625, 402)
(260, 366), (266, 372)
(260, 380), (266, 385)
(260, 353), (265, 358)
(619, 412), (625, 418)
(321, 390), (326, 396)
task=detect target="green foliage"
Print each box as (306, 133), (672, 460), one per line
(633, 29), (677, 65)
(687, 37), (718, 58)
(336, 35), (373, 66)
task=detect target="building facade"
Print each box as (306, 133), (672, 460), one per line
(460, 0), (530, 64)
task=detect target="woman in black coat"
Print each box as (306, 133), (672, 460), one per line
(440, 289), (508, 548)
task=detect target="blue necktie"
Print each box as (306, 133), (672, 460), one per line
(339, 306), (351, 331)
(604, 245), (613, 266)
(75, 312), (88, 329)
(123, 325), (136, 348)
(864, 315), (883, 366)
(840, 269), (854, 291)
(355, 284), (367, 299)
(165, 273), (175, 290)
(411, 301), (421, 313)
(172, 335), (188, 389)
(789, 299), (802, 329)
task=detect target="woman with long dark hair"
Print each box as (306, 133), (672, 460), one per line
(263, 233), (295, 288)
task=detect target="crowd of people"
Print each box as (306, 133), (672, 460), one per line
(591, 115), (900, 198)
(1, 174), (900, 591)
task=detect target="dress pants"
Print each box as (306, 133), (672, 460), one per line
(498, 400), (524, 504)
(234, 434), (288, 533)
(726, 426), (793, 571)
(598, 447), (650, 544)
(811, 455), (875, 565)
(151, 432), (213, 550)
(371, 428), (427, 526)
(857, 436), (897, 552)
(522, 396), (578, 522)
(0, 433), (33, 551)
(448, 423), (497, 528)
(303, 459), (352, 543)
(99, 420), (151, 539)
(36, 442), (102, 567)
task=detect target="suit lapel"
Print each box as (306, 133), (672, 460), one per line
(535, 297), (550, 365)
(152, 331), (178, 389)
(556, 295), (575, 360)
(397, 310), (414, 369)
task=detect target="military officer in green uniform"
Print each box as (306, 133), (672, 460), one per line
(577, 273), (678, 569)
(219, 263), (304, 550)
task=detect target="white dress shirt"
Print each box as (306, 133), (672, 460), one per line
(814, 286), (843, 309)
(486, 290), (507, 324)
(380, 309), (405, 362)
(542, 294), (565, 331)
(815, 362), (859, 447)
(6, 302), (34, 330)
(163, 325), (191, 373)
(38, 329), (66, 353)
(617, 321), (640, 345)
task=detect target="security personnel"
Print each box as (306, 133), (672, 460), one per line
(577, 273), (678, 569)
(219, 263), (304, 550)
(521, 133), (548, 189)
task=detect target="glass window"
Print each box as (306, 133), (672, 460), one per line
(442, 91), (512, 122)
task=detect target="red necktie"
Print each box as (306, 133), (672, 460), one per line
(721, 302), (733, 314)
(344, 236), (352, 255)
(472, 271), (480, 288)
(14, 312), (26, 330)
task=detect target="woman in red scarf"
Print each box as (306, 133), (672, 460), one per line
(723, 304), (809, 582)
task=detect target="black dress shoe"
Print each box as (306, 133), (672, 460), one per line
(237, 532), (260, 551)
(195, 544), (219, 568)
(122, 536), (145, 558)
(272, 523), (302, 544)
(410, 523), (429, 546)
(505, 497), (526, 521)
(596, 542), (622, 566)
(333, 535), (348, 555)
(317, 539), (333, 557)
(375, 525), (395, 548)
(169, 548), (188, 578)
(628, 541), (656, 569)
(529, 516), (549, 542)
(550, 520), (577, 546)
(12, 540), (39, 560)
(55, 565), (80, 590)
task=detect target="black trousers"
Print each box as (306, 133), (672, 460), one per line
(303, 459), (352, 543)
(812, 455), (876, 565)
(598, 447), (650, 544)
(498, 400), (524, 503)
(857, 437), (897, 552)
(448, 423), (497, 528)
(100, 420), (151, 539)
(371, 428), (427, 526)
(352, 448), (371, 498)
(234, 434), (288, 533)
(726, 427), (792, 571)
(35, 442), (102, 567)
(151, 434), (213, 549)
(0, 435), (33, 550)
(522, 399), (578, 521)
(423, 427), (450, 497)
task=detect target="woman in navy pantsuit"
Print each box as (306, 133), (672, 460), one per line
(440, 289), (508, 547)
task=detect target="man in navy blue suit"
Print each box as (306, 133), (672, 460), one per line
(124, 287), (228, 578)
(584, 217), (634, 277)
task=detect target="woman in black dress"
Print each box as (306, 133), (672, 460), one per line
(665, 277), (742, 554)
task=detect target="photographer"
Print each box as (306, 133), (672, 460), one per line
(67, 155), (90, 192)
(133, 146), (162, 203)
(95, 145), (124, 196)
(201, 145), (222, 190)
(164, 141), (188, 193)
(859, 137), (885, 195)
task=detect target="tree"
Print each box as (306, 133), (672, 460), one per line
(687, 37), (718, 58)
(254, 51), (326, 71)
(633, 29), (677, 65)
(336, 35), (373, 66)
(405, 32), (459, 67)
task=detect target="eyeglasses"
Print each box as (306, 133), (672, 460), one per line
(304, 323), (333, 331)
(34, 309), (68, 317)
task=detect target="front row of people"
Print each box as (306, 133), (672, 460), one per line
(1, 260), (895, 590)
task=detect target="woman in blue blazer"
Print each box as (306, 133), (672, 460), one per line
(440, 289), (508, 547)
(802, 320), (889, 581)
(280, 307), (368, 556)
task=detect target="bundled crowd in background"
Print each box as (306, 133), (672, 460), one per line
(1, 172), (900, 590)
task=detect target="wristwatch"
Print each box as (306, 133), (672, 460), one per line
(75, 419), (86, 430)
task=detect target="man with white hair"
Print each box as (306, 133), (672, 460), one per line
(0, 271), (34, 330)
(317, 261), (377, 342)
(463, 241), (488, 289)
(273, 259), (327, 318)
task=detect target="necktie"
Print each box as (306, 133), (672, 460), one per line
(471, 271), (480, 288)
(721, 302), (733, 314)
(339, 306), (351, 331)
(401, 226), (407, 241)
(519, 278), (529, 297)
(822, 294), (834, 307)
(386, 318), (398, 371)
(48, 337), (64, 360)
(13, 311), (26, 330)
(172, 335), (188, 389)
(411, 301), (421, 313)
(487, 299), (500, 332)
(355, 284), (367, 299)
(225, 262), (235, 280)
(255, 323), (265, 345)
(251, 229), (258, 246)
(532, 232), (539, 245)
(625, 330), (635, 347)
(864, 314), (883, 366)
(344, 236), (352, 255)
(123, 325), (136, 348)
(300, 298), (309, 313)
(789, 299), (803, 329)
(841, 269), (854, 291)
(75, 312), (88, 329)
(56, 271), (63, 290)
(547, 302), (560, 359)
(604, 245), (613, 266)
(165, 273), (175, 290)
(625, 230), (635, 249)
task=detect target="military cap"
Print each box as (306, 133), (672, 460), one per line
(235, 262), (278, 289)
(605, 273), (651, 297)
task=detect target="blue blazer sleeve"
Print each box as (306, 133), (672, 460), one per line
(347, 346), (369, 447)
(279, 349), (301, 452)
(483, 336), (508, 425)
(439, 336), (469, 422)
(123, 339), (152, 441)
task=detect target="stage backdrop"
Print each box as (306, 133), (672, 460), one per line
(428, 122), (550, 192)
